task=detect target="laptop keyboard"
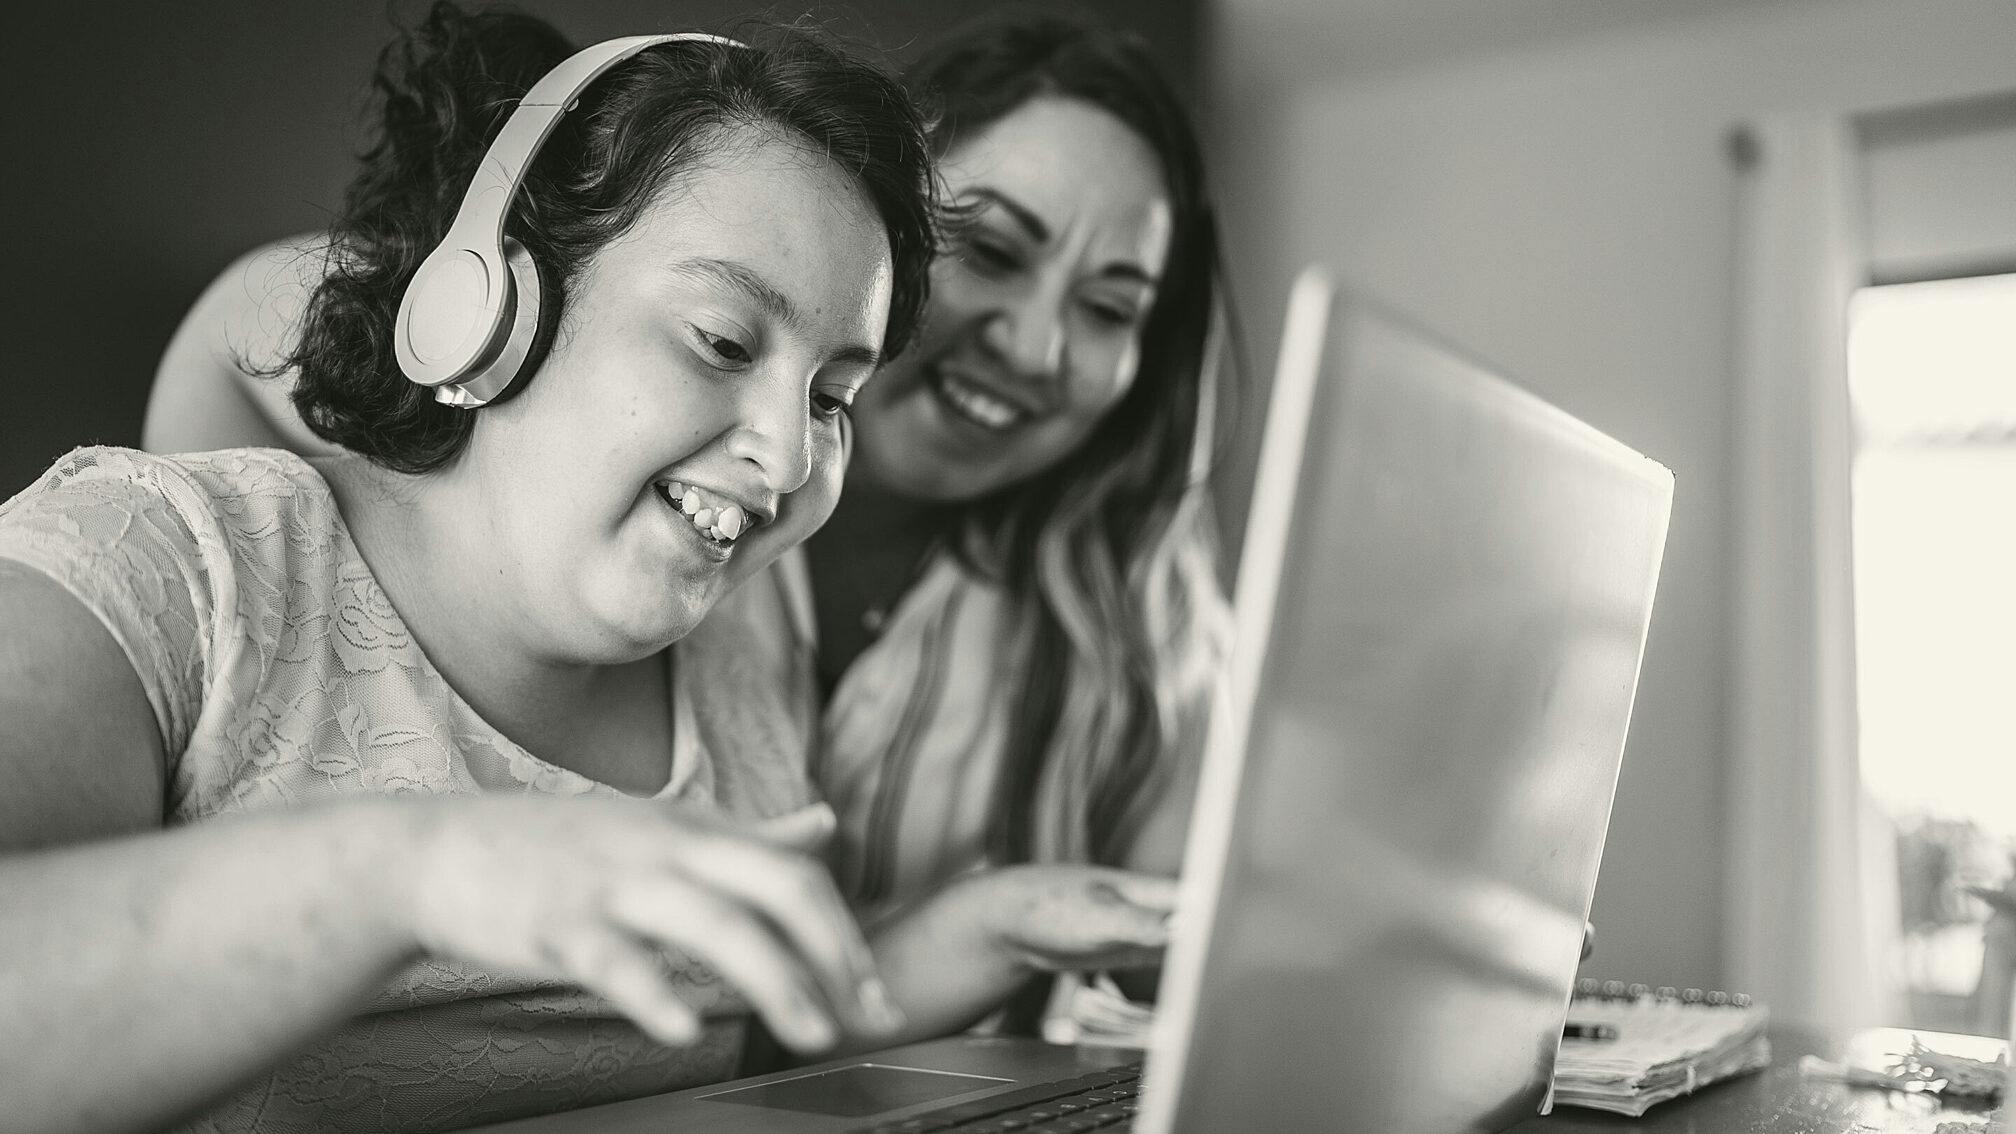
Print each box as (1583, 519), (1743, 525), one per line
(846, 1061), (1145, 1133)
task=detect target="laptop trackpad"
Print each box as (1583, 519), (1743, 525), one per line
(700, 1063), (1010, 1118)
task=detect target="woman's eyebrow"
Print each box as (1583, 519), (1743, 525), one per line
(965, 187), (1050, 243)
(963, 188), (1160, 286)
(665, 257), (881, 368)
(1100, 262), (1160, 287)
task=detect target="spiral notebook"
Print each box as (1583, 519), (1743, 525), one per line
(1553, 978), (1773, 1115)
(1045, 973), (1772, 1118)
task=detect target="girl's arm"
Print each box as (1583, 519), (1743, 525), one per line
(0, 565), (898, 1134)
(1, 800), (427, 1133)
(0, 564), (423, 1131)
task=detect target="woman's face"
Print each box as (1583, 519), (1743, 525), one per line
(465, 126), (892, 661)
(849, 96), (1173, 503)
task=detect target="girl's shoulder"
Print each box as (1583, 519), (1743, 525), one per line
(0, 445), (350, 755)
(5, 444), (334, 535)
(2, 445), (349, 607)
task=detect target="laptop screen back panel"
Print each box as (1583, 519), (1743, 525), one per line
(1147, 279), (1674, 1133)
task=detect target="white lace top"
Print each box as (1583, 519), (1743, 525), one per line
(0, 447), (821, 1132)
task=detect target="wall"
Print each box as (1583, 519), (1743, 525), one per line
(1207, 0), (2016, 990)
(0, 0), (1198, 498)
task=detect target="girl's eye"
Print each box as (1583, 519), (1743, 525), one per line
(811, 389), (853, 420)
(691, 327), (752, 367)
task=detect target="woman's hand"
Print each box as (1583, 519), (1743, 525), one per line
(402, 796), (903, 1054)
(962, 864), (1177, 975)
(853, 863), (1174, 1045)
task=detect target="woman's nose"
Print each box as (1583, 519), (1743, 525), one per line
(725, 378), (814, 494)
(980, 300), (1066, 382)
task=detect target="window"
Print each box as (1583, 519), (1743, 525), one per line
(1851, 271), (2016, 1031)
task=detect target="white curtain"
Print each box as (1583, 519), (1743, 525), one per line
(1725, 113), (1899, 1028)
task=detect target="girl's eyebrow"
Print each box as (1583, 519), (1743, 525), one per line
(665, 258), (798, 324)
(663, 257), (881, 368)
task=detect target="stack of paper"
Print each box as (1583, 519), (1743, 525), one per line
(1037, 973), (1773, 1117)
(1552, 992), (1772, 1116)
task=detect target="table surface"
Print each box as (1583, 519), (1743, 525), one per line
(1511, 1024), (2004, 1133)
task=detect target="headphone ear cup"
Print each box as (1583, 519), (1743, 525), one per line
(394, 241), (513, 391)
(431, 238), (544, 408)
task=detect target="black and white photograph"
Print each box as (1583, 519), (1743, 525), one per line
(3, 2), (2014, 1131)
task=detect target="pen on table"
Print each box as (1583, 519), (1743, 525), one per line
(1563, 1023), (1619, 1042)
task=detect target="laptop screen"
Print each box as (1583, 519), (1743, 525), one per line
(1143, 273), (1674, 1134)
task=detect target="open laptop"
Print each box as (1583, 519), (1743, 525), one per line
(471, 269), (1676, 1134)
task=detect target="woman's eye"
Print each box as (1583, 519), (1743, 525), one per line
(811, 390), (853, 420)
(962, 236), (1021, 273)
(1084, 300), (1140, 328)
(691, 326), (752, 367)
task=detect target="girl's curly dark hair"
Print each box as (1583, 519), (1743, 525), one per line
(285, 2), (938, 474)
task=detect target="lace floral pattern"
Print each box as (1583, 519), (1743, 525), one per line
(0, 447), (819, 1132)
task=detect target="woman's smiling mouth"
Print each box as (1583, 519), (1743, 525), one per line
(929, 365), (1032, 432)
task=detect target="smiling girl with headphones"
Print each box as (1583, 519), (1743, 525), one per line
(0, 8), (1173, 1132)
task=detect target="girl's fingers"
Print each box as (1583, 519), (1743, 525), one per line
(605, 874), (845, 1052)
(672, 835), (898, 1036)
(546, 925), (702, 1047)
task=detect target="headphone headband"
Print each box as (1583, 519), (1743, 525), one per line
(437, 32), (742, 257)
(396, 32), (745, 406)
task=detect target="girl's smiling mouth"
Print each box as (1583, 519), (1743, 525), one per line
(652, 479), (764, 553)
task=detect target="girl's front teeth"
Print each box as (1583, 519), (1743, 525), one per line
(661, 481), (747, 543)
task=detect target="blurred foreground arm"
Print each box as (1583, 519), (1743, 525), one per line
(0, 565), (896, 1133)
(0, 563), (419, 1132)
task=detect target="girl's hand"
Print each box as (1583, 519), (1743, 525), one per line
(964, 864), (1177, 974)
(400, 797), (903, 1053)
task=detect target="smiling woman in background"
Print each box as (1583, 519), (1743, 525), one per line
(809, 20), (1229, 936)
(0, 9), (1178, 1133)
(146, 11), (1231, 1028)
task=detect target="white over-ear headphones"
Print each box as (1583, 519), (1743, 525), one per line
(393, 32), (743, 408)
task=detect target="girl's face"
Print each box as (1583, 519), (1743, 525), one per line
(849, 96), (1173, 503)
(465, 127), (892, 662)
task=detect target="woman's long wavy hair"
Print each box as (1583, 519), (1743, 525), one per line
(283, 2), (937, 474)
(910, 16), (1235, 870)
